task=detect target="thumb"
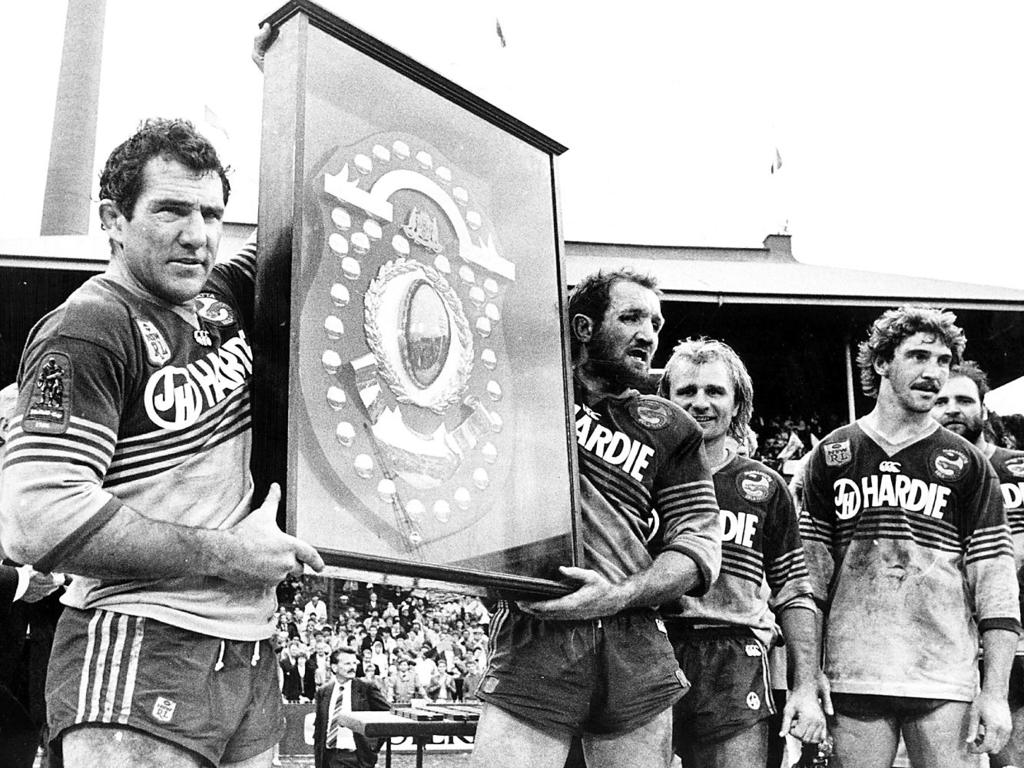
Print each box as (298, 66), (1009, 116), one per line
(253, 483), (282, 524)
(779, 703), (794, 737)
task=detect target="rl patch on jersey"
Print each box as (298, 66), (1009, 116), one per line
(194, 293), (236, 326)
(629, 399), (671, 430)
(737, 470), (773, 502)
(151, 695), (177, 723)
(1005, 457), (1024, 479)
(931, 447), (968, 482)
(23, 352), (72, 434)
(136, 320), (171, 366)
(823, 440), (852, 467)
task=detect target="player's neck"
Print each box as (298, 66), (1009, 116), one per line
(574, 360), (627, 397)
(977, 437), (995, 458)
(704, 436), (729, 468)
(864, 399), (935, 443)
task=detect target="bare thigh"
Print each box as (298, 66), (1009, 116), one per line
(223, 745), (275, 768)
(583, 709), (674, 768)
(902, 701), (980, 768)
(830, 712), (900, 768)
(469, 702), (572, 768)
(62, 726), (205, 768)
(677, 719), (769, 768)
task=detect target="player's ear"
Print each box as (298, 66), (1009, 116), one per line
(874, 357), (890, 378)
(571, 314), (594, 344)
(99, 200), (127, 246)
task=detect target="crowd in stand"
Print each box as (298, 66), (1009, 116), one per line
(272, 576), (491, 706)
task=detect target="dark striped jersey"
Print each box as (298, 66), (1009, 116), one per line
(0, 238), (275, 640)
(662, 452), (814, 648)
(990, 445), (1024, 654)
(573, 379), (720, 594)
(801, 419), (1020, 701)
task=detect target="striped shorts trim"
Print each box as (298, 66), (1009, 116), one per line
(73, 610), (146, 725)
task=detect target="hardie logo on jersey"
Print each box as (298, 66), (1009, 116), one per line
(720, 509), (759, 546)
(628, 399), (671, 430)
(931, 448), (968, 482)
(823, 440), (851, 467)
(23, 352), (72, 435)
(737, 470), (773, 502)
(575, 405), (655, 482)
(1001, 482), (1024, 510)
(136, 320), (170, 366)
(833, 475), (952, 520)
(1004, 458), (1024, 479)
(194, 293), (236, 326)
(879, 461), (901, 473)
(143, 332), (253, 430)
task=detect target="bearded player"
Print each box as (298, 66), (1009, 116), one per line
(800, 305), (1020, 768)
(470, 269), (721, 768)
(658, 338), (827, 766)
(932, 360), (1024, 768)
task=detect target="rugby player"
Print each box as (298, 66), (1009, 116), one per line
(932, 360), (1024, 768)
(470, 269), (722, 768)
(800, 306), (1020, 767)
(659, 338), (827, 766)
(0, 119), (324, 767)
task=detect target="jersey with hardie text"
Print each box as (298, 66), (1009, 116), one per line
(574, 379), (721, 595)
(990, 445), (1024, 654)
(800, 419), (1020, 701)
(662, 452), (815, 649)
(0, 237), (275, 640)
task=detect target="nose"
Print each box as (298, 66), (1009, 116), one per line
(690, 389), (711, 411)
(178, 209), (208, 249)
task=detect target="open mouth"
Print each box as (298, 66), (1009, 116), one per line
(626, 348), (649, 362)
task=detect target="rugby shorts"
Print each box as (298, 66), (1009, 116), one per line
(46, 607), (284, 767)
(1004, 655), (1024, 709)
(665, 623), (775, 745)
(477, 602), (689, 736)
(830, 693), (949, 720)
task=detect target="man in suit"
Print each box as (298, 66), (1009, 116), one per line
(1, 562), (65, 768)
(314, 646), (390, 768)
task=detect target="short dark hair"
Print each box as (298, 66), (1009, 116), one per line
(99, 117), (230, 220)
(567, 268), (659, 359)
(330, 646), (358, 665)
(948, 360), (990, 403)
(856, 305), (966, 397)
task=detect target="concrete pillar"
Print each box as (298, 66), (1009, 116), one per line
(40, 0), (107, 236)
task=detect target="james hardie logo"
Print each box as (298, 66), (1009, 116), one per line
(301, 134), (517, 555)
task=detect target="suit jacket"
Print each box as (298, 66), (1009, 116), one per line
(0, 563), (64, 733)
(313, 677), (390, 768)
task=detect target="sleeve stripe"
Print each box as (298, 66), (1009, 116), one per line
(33, 496), (122, 573)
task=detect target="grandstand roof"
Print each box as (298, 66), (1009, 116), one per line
(565, 236), (1024, 311)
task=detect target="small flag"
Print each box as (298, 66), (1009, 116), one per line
(496, 18), (507, 48)
(771, 147), (783, 174)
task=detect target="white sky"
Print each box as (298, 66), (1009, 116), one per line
(3, 1), (1024, 287)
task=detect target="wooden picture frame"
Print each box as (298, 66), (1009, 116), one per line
(253, 0), (579, 597)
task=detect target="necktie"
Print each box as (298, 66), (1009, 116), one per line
(326, 681), (357, 751)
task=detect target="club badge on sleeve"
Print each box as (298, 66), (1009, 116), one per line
(23, 352), (72, 434)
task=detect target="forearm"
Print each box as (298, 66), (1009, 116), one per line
(778, 604), (822, 690)
(36, 502), (240, 581)
(981, 628), (1018, 697)
(616, 550), (702, 611)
